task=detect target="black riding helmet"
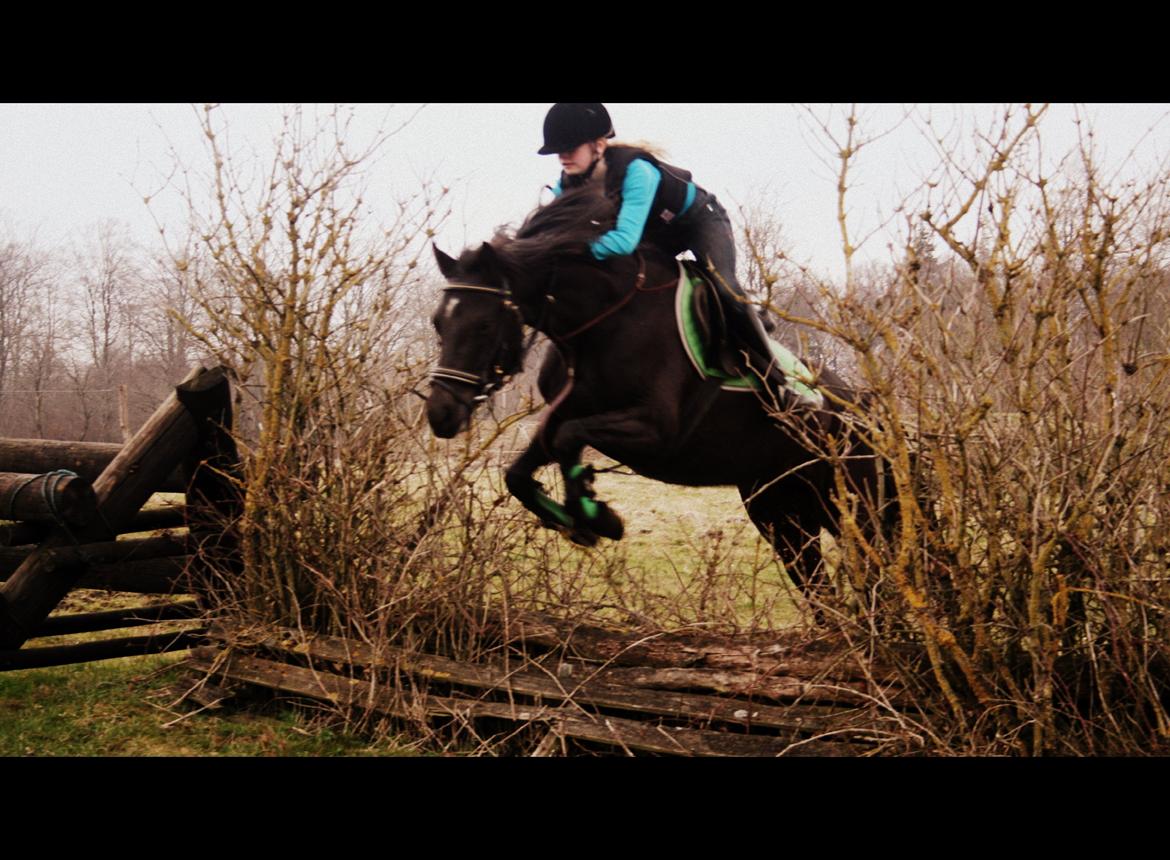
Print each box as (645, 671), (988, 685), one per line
(538, 103), (615, 155)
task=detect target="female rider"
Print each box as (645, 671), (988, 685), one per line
(538, 102), (783, 388)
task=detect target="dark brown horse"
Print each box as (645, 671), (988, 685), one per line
(426, 189), (892, 597)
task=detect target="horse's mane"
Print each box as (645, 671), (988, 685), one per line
(489, 187), (617, 267)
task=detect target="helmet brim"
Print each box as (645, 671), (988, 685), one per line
(537, 129), (615, 156)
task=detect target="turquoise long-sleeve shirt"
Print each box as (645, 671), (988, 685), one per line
(553, 158), (696, 260)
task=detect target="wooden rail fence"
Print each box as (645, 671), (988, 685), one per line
(0, 366), (240, 671)
(193, 613), (923, 756)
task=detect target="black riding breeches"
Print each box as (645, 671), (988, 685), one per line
(663, 190), (745, 300)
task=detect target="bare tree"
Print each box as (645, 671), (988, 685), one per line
(71, 219), (144, 440)
(0, 226), (52, 433)
(22, 271), (73, 439)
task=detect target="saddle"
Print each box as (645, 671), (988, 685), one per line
(674, 261), (824, 409)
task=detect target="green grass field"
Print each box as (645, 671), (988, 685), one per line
(0, 477), (800, 755)
(0, 654), (415, 756)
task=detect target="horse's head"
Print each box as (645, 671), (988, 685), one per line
(426, 191), (622, 438)
(427, 242), (526, 438)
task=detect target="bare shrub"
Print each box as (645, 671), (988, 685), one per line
(163, 106), (670, 747)
(768, 104), (1170, 754)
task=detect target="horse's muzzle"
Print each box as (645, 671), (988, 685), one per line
(426, 387), (472, 438)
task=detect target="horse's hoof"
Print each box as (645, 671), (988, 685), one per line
(588, 501), (624, 541)
(566, 526), (599, 547)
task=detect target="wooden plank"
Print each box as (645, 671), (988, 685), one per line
(0, 535), (189, 577)
(0, 505), (189, 548)
(0, 472), (98, 527)
(208, 625), (888, 740)
(0, 628), (204, 671)
(34, 599), (199, 636)
(594, 665), (891, 708)
(0, 439), (186, 493)
(0, 366), (229, 648)
(190, 649), (864, 756)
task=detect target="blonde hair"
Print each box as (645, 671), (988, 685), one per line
(608, 139), (670, 160)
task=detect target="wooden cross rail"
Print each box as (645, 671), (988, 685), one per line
(0, 440), (187, 493)
(0, 366), (235, 650)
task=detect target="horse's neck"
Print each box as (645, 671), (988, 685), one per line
(534, 257), (672, 343)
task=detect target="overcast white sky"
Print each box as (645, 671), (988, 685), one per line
(2, 103), (1168, 280)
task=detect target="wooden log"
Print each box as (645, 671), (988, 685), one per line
(494, 610), (905, 689)
(78, 557), (193, 594)
(0, 551), (194, 592)
(0, 366), (231, 648)
(0, 472), (98, 527)
(190, 647), (864, 756)
(207, 624), (891, 740)
(0, 522), (43, 547)
(0, 504), (189, 548)
(0, 628), (205, 671)
(177, 364), (242, 604)
(0, 534), (189, 577)
(0, 439), (187, 493)
(178, 368), (241, 530)
(34, 599), (199, 636)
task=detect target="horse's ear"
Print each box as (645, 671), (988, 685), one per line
(433, 245), (458, 279)
(478, 241), (500, 275)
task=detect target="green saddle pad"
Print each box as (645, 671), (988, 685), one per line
(674, 263), (824, 409)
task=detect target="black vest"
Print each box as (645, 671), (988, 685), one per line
(562, 145), (695, 238)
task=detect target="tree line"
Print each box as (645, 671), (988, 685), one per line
(0, 218), (200, 441)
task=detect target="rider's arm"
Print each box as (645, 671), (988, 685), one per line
(590, 159), (660, 259)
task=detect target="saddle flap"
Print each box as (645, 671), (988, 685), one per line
(674, 262), (824, 408)
(681, 260), (731, 368)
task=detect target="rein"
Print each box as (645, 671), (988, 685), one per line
(551, 253), (675, 343)
(536, 252), (675, 457)
(431, 253), (678, 461)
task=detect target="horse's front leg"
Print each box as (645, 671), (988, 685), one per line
(549, 407), (677, 545)
(559, 460), (624, 543)
(503, 431), (579, 533)
(503, 429), (621, 547)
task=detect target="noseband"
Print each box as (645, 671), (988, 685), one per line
(430, 281), (525, 403)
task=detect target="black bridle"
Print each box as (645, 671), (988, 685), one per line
(430, 252), (657, 400)
(430, 280), (527, 403)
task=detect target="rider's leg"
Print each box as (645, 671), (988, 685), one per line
(681, 194), (790, 394)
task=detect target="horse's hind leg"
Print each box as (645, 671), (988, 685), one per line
(739, 481), (832, 610)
